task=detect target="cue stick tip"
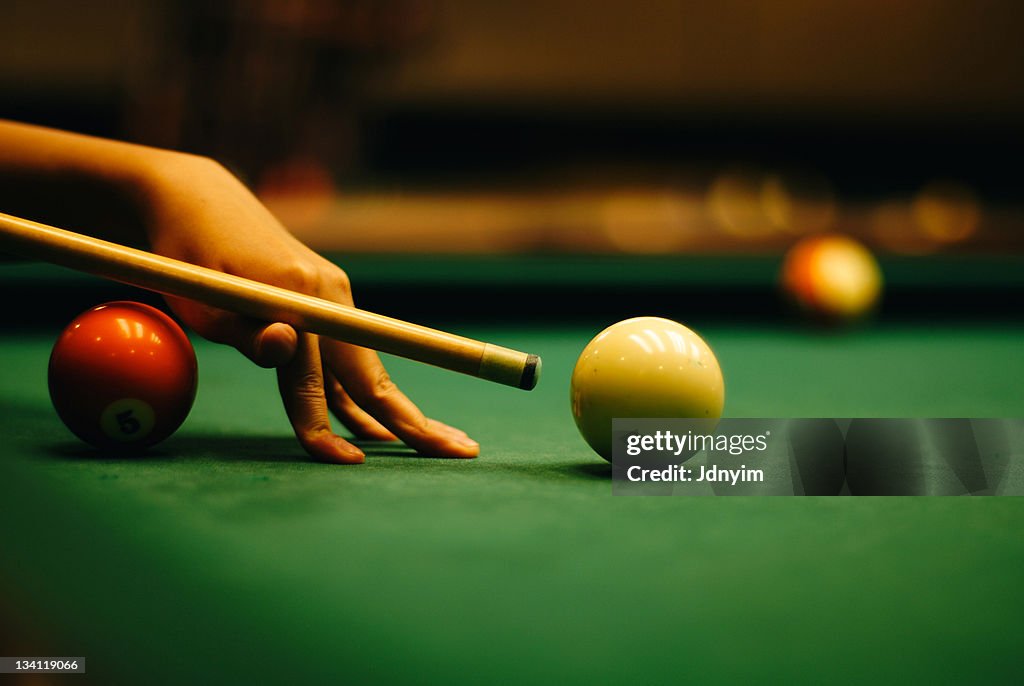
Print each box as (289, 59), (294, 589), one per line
(520, 354), (541, 390)
(479, 344), (541, 389)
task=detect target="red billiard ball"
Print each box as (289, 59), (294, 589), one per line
(48, 301), (198, 451)
(780, 234), (882, 323)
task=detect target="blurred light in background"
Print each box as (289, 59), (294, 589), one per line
(869, 201), (935, 255)
(761, 172), (837, 237)
(912, 181), (982, 245)
(0, 0), (1022, 256)
(601, 190), (701, 254)
(256, 157), (338, 228)
(706, 170), (775, 240)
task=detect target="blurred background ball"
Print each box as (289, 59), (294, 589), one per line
(780, 234), (883, 323)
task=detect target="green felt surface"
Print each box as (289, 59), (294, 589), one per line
(2, 323), (1024, 684)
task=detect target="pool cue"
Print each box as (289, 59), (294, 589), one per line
(0, 212), (541, 390)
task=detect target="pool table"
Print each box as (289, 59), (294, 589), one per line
(1, 255), (1023, 685)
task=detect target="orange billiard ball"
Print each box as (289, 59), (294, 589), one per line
(48, 301), (198, 451)
(780, 234), (882, 323)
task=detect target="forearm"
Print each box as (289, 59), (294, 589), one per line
(0, 120), (195, 247)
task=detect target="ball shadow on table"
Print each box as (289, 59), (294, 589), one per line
(6, 399), (615, 470)
(564, 462), (614, 479)
(42, 435), (432, 463)
(43, 435), (311, 463)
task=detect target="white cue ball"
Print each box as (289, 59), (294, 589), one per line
(570, 316), (725, 462)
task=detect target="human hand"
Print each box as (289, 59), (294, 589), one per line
(140, 153), (479, 463)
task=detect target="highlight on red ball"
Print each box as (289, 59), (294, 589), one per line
(48, 301), (198, 452)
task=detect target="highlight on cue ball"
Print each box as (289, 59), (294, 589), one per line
(48, 301), (198, 452)
(570, 316), (725, 462)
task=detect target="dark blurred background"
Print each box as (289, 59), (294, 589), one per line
(2, 0), (1022, 260)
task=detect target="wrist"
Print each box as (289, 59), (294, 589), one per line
(130, 148), (211, 202)
(130, 149), (222, 235)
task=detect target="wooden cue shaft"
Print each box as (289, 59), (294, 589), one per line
(0, 212), (541, 390)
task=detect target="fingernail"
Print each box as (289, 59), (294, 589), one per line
(458, 437), (479, 448)
(339, 442), (365, 461)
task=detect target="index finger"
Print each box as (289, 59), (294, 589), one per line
(277, 332), (366, 464)
(321, 340), (480, 458)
